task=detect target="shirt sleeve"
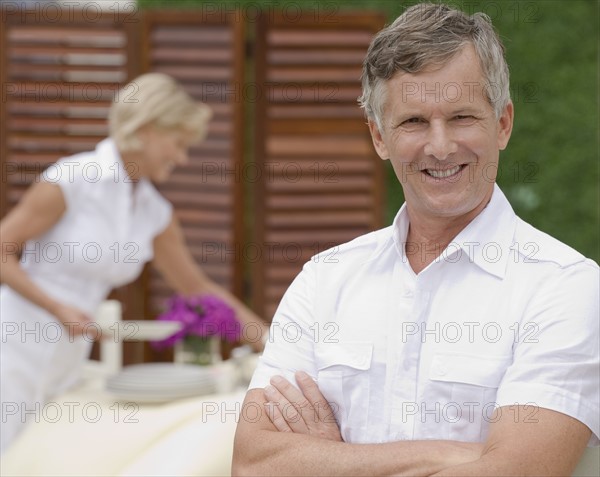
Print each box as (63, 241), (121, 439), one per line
(495, 260), (600, 446)
(41, 158), (85, 209)
(142, 182), (173, 238)
(248, 259), (318, 391)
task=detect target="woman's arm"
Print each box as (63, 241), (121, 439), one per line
(152, 215), (269, 351)
(0, 181), (94, 335)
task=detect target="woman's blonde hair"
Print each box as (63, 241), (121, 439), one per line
(108, 73), (213, 151)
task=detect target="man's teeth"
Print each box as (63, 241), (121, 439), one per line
(426, 165), (462, 178)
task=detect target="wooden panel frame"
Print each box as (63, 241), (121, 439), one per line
(139, 9), (246, 309)
(252, 10), (386, 318)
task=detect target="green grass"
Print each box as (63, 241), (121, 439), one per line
(139, 0), (599, 262)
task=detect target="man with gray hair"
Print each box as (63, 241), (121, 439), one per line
(233, 3), (599, 475)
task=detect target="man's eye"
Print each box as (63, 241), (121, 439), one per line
(402, 118), (423, 125)
(454, 115), (475, 121)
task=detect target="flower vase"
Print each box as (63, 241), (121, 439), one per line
(175, 335), (222, 366)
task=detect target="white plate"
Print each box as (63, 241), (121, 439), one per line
(110, 378), (215, 391)
(105, 363), (218, 402)
(105, 387), (216, 403)
(98, 321), (182, 341)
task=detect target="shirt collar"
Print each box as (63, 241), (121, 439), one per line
(392, 202), (410, 260)
(392, 184), (517, 279)
(96, 137), (154, 200)
(95, 137), (129, 185)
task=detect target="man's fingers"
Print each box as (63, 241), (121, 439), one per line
(270, 375), (313, 414)
(264, 382), (310, 434)
(295, 371), (336, 423)
(263, 401), (292, 433)
(264, 373), (343, 441)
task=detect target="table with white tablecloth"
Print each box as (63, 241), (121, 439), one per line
(1, 370), (246, 477)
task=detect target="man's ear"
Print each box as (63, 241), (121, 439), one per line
(368, 120), (390, 160)
(497, 100), (514, 151)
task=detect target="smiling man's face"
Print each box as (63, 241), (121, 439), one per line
(369, 44), (514, 223)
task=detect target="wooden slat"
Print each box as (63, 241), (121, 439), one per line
(268, 104), (365, 119)
(8, 27), (127, 47)
(267, 30), (375, 47)
(151, 47), (233, 63)
(267, 135), (374, 156)
(266, 84), (361, 103)
(267, 67), (362, 83)
(10, 45), (129, 56)
(268, 49), (367, 65)
(266, 211), (373, 229)
(266, 194), (374, 211)
(149, 65), (232, 81)
(150, 27), (232, 45)
(252, 11), (386, 320)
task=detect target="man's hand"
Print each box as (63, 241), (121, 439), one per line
(263, 371), (343, 442)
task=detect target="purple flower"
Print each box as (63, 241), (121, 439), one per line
(152, 294), (241, 350)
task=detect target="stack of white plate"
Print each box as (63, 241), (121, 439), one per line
(106, 363), (217, 403)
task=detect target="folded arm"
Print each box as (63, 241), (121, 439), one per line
(233, 374), (591, 477)
(232, 380), (481, 477)
(431, 405), (590, 476)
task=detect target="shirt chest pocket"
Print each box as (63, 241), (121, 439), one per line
(426, 353), (511, 442)
(315, 342), (373, 443)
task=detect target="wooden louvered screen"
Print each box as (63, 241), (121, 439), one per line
(0, 8), (147, 362)
(0, 9), (138, 216)
(252, 12), (386, 319)
(1, 5), (387, 350)
(140, 11), (245, 316)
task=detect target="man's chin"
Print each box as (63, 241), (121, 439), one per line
(411, 195), (479, 221)
(423, 194), (492, 222)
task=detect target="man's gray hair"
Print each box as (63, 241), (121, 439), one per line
(359, 2), (510, 131)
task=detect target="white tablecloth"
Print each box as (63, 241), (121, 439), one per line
(1, 374), (245, 476)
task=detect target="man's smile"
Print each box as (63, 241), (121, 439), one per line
(422, 164), (468, 180)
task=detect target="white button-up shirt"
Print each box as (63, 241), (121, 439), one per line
(19, 138), (173, 314)
(250, 185), (599, 446)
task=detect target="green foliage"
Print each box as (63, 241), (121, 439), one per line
(139, 0), (599, 261)
(493, 0), (599, 263)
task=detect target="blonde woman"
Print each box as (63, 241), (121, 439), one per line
(0, 73), (268, 451)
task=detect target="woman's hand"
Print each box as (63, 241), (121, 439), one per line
(51, 303), (99, 339)
(152, 215), (270, 352)
(263, 371), (343, 442)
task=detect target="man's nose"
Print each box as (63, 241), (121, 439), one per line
(423, 123), (458, 160)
